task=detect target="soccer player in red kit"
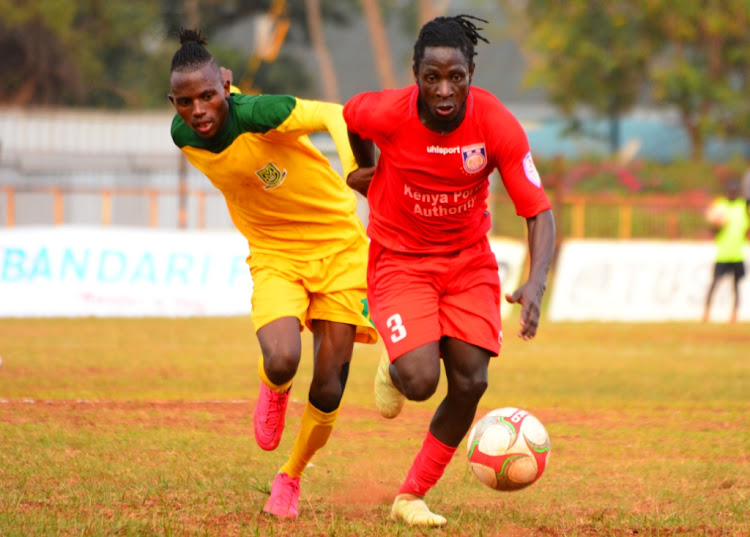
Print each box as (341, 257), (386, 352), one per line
(343, 15), (556, 527)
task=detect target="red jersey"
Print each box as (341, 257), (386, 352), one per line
(344, 85), (551, 254)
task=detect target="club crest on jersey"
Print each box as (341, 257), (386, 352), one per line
(255, 162), (287, 189)
(461, 144), (487, 174)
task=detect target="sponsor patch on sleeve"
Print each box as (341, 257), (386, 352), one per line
(522, 152), (541, 187)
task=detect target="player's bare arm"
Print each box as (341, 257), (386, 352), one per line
(346, 130), (376, 197)
(346, 166), (376, 198)
(505, 209), (555, 340)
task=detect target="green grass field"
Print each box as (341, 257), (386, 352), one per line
(0, 315), (748, 536)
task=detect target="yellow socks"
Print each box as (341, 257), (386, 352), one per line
(279, 402), (339, 478)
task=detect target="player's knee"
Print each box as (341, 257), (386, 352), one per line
(263, 348), (301, 384)
(452, 373), (488, 403)
(400, 372), (440, 401)
(469, 376), (489, 400)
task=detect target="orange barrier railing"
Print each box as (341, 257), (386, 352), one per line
(0, 185), (714, 240)
(0, 185), (214, 230)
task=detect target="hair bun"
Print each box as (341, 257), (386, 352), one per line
(178, 28), (208, 47)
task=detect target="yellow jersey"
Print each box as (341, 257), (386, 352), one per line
(171, 94), (364, 260)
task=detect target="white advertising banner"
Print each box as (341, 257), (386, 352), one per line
(0, 227), (253, 317)
(549, 240), (750, 322)
(490, 238), (528, 317)
(489, 237), (528, 319)
(0, 227), (528, 318)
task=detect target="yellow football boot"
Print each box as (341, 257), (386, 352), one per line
(374, 348), (405, 419)
(390, 494), (447, 527)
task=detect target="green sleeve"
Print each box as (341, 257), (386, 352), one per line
(233, 94), (296, 133)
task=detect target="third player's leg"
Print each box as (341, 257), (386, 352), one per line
(309, 319), (357, 412)
(430, 337), (490, 446)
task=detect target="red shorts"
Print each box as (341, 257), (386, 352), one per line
(367, 237), (502, 360)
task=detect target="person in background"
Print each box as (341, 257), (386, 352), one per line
(702, 177), (750, 323)
(168, 28), (378, 519)
(343, 14), (555, 527)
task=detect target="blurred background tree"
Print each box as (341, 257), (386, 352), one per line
(2, 0), (750, 163)
(509, 1), (653, 155)
(643, 0), (750, 161)
(0, 0), (362, 108)
(0, 0), (165, 107)
(506, 0), (750, 161)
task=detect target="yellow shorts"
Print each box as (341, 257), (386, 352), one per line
(248, 238), (378, 345)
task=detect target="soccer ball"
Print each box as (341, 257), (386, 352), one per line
(467, 407), (550, 491)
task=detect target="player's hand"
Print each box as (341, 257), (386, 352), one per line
(347, 166), (375, 198)
(505, 280), (546, 341)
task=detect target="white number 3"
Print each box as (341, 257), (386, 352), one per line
(386, 313), (407, 343)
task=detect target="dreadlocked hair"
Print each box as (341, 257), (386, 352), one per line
(170, 28), (215, 73)
(413, 14), (489, 69)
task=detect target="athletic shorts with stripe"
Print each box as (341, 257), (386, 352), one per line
(367, 236), (502, 360)
(248, 237), (378, 345)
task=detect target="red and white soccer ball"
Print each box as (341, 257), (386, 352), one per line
(467, 407), (551, 491)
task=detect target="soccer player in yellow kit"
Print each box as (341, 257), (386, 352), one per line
(168, 29), (378, 518)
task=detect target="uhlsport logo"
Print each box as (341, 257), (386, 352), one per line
(462, 143), (487, 174)
(255, 162), (287, 189)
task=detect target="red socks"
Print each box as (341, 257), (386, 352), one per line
(398, 431), (457, 497)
